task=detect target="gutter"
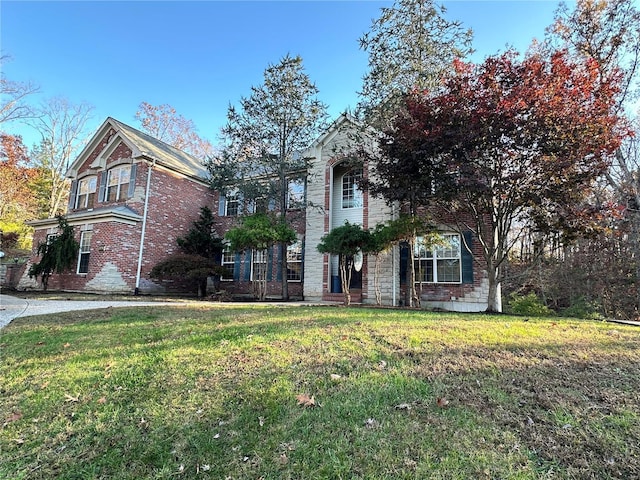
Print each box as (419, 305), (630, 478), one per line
(135, 158), (155, 295)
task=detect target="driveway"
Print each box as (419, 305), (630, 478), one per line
(0, 294), (182, 329)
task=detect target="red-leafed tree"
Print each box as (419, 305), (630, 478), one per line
(0, 134), (38, 221)
(371, 49), (628, 312)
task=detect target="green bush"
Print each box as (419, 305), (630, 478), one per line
(506, 292), (554, 317)
(561, 297), (604, 320)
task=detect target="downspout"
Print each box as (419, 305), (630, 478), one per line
(135, 159), (155, 295)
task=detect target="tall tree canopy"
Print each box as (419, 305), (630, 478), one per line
(29, 97), (94, 217)
(135, 102), (213, 159)
(209, 54), (329, 300)
(0, 55), (38, 125)
(372, 49), (628, 312)
(358, 0), (473, 127)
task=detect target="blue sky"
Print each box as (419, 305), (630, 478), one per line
(1, 1), (563, 150)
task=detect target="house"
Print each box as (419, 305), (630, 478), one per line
(20, 115), (490, 311)
(303, 114), (490, 311)
(19, 117), (214, 294)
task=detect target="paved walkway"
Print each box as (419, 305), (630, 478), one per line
(0, 294), (184, 329)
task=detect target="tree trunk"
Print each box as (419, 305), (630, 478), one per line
(486, 265), (502, 313)
(374, 253), (382, 305)
(339, 255), (352, 306)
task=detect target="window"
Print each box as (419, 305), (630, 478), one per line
(221, 246), (235, 281)
(106, 165), (131, 202)
(342, 170), (362, 209)
(415, 234), (461, 283)
(46, 233), (57, 245)
(77, 231), (92, 274)
(287, 179), (305, 209)
(251, 249), (268, 280)
(75, 176), (97, 209)
(287, 240), (303, 282)
(225, 194), (239, 216)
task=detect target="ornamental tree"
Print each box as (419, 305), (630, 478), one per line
(225, 213), (297, 301)
(374, 49), (628, 312)
(317, 222), (370, 306)
(28, 216), (79, 291)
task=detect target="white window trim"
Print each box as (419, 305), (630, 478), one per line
(221, 246), (235, 281)
(106, 165), (130, 202)
(341, 170), (363, 209)
(286, 240), (303, 282)
(250, 249), (268, 281)
(414, 233), (462, 284)
(75, 176), (97, 209)
(77, 231), (92, 274)
(225, 194), (240, 217)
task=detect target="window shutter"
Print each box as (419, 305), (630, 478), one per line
(218, 195), (226, 216)
(244, 250), (252, 281)
(461, 231), (474, 284)
(276, 244), (283, 281)
(399, 242), (409, 286)
(98, 172), (108, 202)
(267, 246), (274, 281)
(233, 252), (241, 281)
(127, 163), (138, 198)
(68, 180), (78, 210)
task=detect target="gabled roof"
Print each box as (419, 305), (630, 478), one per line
(68, 117), (209, 181)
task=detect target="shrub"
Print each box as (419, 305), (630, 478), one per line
(506, 292), (554, 317)
(561, 297), (604, 320)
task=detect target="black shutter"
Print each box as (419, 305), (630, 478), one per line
(399, 242), (409, 286)
(461, 231), (474, 284)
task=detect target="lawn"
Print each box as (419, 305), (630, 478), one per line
(1, 304), (639, 479)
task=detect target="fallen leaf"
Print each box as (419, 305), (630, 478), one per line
(278, 453), (289, 465)
(97, 397), (107, 404)
(395, 403), (412, 410)
(436, 397), (449, 408)
(35, 341), (45, 346)
(213, 433), (220, 439)
(295, 393), (316, 407)
(258, 416), (265, 427)
(5, 411), (22, 424)
(330, 373), (342, 380)
(64, 394), (79, 403)
(63, 343), (71, 348)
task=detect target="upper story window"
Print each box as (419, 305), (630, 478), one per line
(106, 165), (131, 202)
(75, 176), (97, 209)
(225, 194), (240, 216)
(287, 179), (305, 209)
(342, 170), (362, 209)
(415, 233), (462, 284)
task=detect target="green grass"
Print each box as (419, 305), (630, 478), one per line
(1, 305), (639, 479)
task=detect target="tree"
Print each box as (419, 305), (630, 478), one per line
(377, 50), (627, 312)
(0, 55), (38, 125)
(0, 134), (38, 222)
(29, 97), (94, 217)
(358, 0), (473, 128)
(225, 213), (297, 301)
(209, 54), (329, 300)
(548, 0), (640, 314)
(177, 206), (225, 261)
(317, 222), (370, 306)
(28, 216), (79, 291)
(149, 207), (225, 297)
(135, 102), (213, 158)
(150, 254), (227, 298)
